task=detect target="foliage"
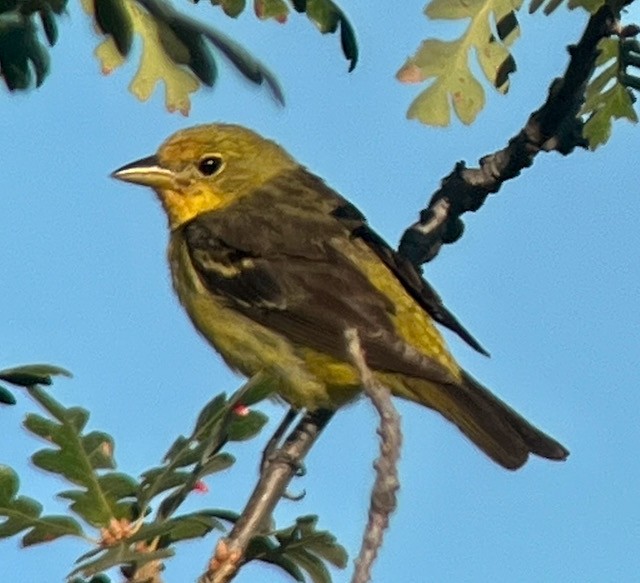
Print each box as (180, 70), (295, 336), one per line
(0, 363), (71, 406)
(0, 368), (346, 581)
(397, 0), (524, 126)
(0, 0), (638, 146)
(247, 514), (349, 583)
(581, 37), (639, 147)
(0, 0), (357, 111)
(529, 0), (608, 15)
(209, 0), (358, 71)
(82, 0), (284, 114)
(0, 0), (67, 90)
(395, 0), (638, 144)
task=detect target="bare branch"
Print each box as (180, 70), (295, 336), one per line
(345, 329), (402, 583)
(199, 409), (333, 583)
(399, 4), (622, 267)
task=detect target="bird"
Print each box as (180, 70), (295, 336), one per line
(111, 123), (568, 470)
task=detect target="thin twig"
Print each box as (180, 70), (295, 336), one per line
(399, 3), (622, 267)
(345, 329), (402, 583)
(199, 409), (333, 583)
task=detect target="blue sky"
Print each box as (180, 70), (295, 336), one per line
(2, 2), (640, 582)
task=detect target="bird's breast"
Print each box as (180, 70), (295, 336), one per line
(166, 234), (351, 409)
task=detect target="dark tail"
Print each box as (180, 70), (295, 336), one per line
(405, 371), (569, 470)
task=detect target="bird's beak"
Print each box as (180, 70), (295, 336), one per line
(110, 155), (175, 189)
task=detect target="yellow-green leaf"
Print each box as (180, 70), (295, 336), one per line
(450, 66), (486, 124)
(254, 0), (289, 22)
(400, 0), (520, 126)
(407, 80), (451, 126)
(426, 0), (487, 19)
(583, 83), (638, 148)
(211, 0), (247, 18)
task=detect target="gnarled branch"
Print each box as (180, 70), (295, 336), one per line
(399, 4), (623, 267)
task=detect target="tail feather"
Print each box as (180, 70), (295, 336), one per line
(404, 371), (569, 470)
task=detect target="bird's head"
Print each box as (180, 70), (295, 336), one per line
(111, 124), (297, 230)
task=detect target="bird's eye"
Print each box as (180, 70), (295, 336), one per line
(198, 155), (224, 176)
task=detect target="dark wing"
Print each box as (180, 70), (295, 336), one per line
(331, 201), (489, 356)
(183, 165), (485, 372)
(182, 215), (457, 385)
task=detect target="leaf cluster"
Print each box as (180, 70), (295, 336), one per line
(582, 36), (639, 147)
(210, 0), (358, 71)
(0, 0), (67, 90)
(0, 368), (346, 582)
(83, 0), (285, 114)
(211, 512), (348, 583)
(1, 0), (358, 112)
(396, 0), (638, 147)
(397, 0), (523, 126)
(248, 515), (348, 583)
(0, 363), (71, 405)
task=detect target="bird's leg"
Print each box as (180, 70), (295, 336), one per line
(260, 406), (301, 474)
(259, 408), (334, 500)
(260, 407), (311, 501)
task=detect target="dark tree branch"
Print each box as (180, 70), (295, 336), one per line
(399, 4), (622, 267)
(345, 330), (402, 583)
(199, 408), (334, 583)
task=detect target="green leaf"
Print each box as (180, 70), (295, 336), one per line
(206, 508), (241, 524)
(138, 383), (268, 523)
(620, 38), (640, 90)
(247, 515), (347, 582)
(581, 38), (639, 149)
(567, 0), (605, 13)
(210, 0), (247, 18)
(230, 371), (277, 406)
(93, 0), (133, 56)
(529, 0), (605, 13)
(248, 535), (306, 581)
(200, 452), (235, 475)
(227, 410), (269, 441)
(583, 83), (637, 148)
(426, 0), (485, 19)
(0, 385), (16, 405)
(71, 544), (174, 579)
(306, 0), (339, 32)
(293, 516), (348, 567)
(255, 0), (289, 22)
(59, 473), (139, 525)
(22, 386), (138, 527)
(338, 14), (358, 71)
(0, 465), (84, 545)
(399, 0), (522, 126)
(0, 363), (72, 388)
(529, 0), (564, 14)
(83, 0), (284, 114)
(130, 511), (226, 546)
(193, 393), (227, 437)
(303, 0), (357, 70)
(286, 548), (330, 583)
(39, 6), (58, 46)
(97, 473), (139, 499)
(170, 20), (218, 86)
(0, 2), (69, 90)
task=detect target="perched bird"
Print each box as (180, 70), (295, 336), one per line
(111, 124), (568, 470)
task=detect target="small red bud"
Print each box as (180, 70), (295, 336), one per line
(193, 480), (209, 493)
(233, 404), (250, 417)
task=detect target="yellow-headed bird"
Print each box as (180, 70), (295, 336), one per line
(112, 124), (568, 470)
